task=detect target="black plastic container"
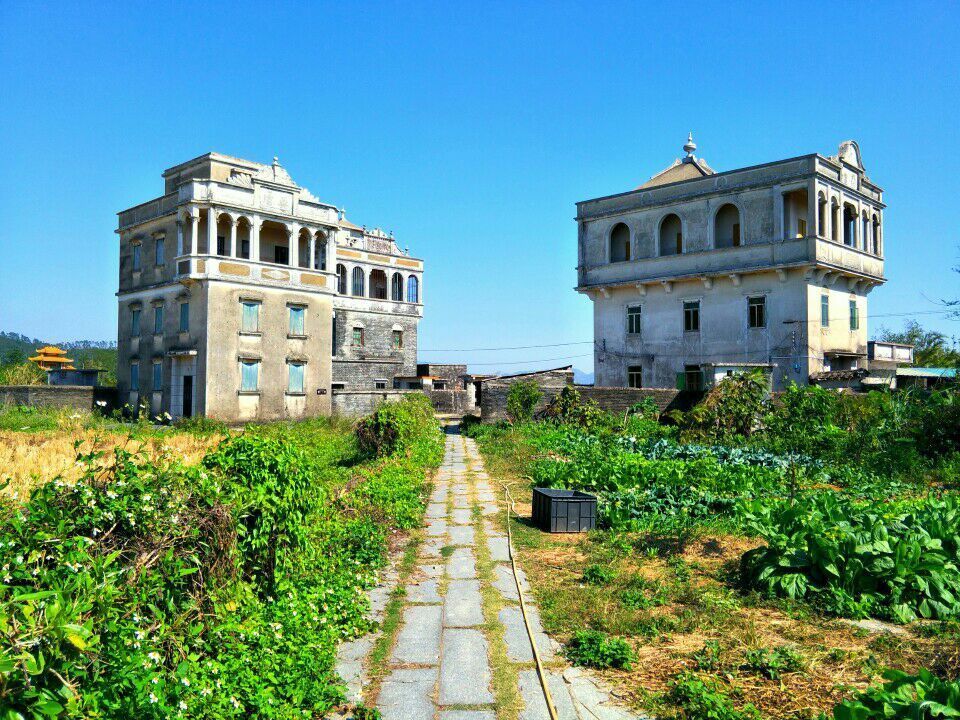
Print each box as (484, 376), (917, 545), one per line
(531, 487), (597, 533)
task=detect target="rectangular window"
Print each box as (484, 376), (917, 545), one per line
(684, 364), (702, 391)
(627, 365), (643, 388)
(131, 308), (141, 337)
(217, 235), (226, 256)
(375, 380), (387, 390)
(351, 327), (364, 347)
(241, 239), (250, 258)
(627, 306), (642, 335)
(288, 306), (305, 336)
(153, 305), (164, 335)
(240, 360), (260, 392)
(287, 362), (305, 394)
(683, 301), (700, 332)
(179, 302), (189, 333)
(274, 245), (289, 265)
(392, 329), (403, 349)
(821, 294), (830, 327)
(748, 296), (766, 329)
(434, 380), (447, 390)
(241, 301), (260, 333)
(849, 299), (859, 330)
(130, 362), (139, 389)
(155, 238), (165, 266)
(797, 218), (807, 238)
(151, 361), (162, 392)
(132, 244), (142, 271)
(331, 382), (345, 391)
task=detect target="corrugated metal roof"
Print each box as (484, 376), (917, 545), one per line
(896, 367), (957, 378)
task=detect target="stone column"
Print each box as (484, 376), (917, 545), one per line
(327, 228), (337, 271)
(855, 201), (862, 250)
(287, 226), (298, 268)
(207, 207), (217, 255)
(190, 213), (200, 255)
(251, 216), (261, 262)
(309, 232), (316, 270)
(176, 220), (183, 257)
(807, 180), (817, 238)
(824, 194), (833, 241)
(229, 218), (238, 258)
(773, 186), (784, 241)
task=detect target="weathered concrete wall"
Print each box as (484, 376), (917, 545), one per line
(576, 386), (698, 414)
(0, 385), (98, 411)
(331, 389), (419, 417)
(424, 389), (467, 415)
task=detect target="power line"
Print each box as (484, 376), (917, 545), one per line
(420, 340), (592, 353)
(464, 353), (592, 367)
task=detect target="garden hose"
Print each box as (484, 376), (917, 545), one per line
(502, 482), (560, 720)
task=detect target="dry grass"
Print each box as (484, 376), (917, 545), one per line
(0, 429), (222, 500)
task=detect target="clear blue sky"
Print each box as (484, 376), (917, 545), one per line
(1, 1), (958, 373)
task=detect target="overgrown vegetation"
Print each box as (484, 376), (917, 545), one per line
(0, 396), (442, 718)
(466, 375), (960, 718)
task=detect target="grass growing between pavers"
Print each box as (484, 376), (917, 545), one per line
(364, 529), (424, 703)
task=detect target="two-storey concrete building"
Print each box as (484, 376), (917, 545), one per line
(576, 136), (885, 390)
(116, 153), (423, 421)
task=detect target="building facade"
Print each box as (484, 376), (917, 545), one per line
(576, 137), (885, 391)
(116, 153), (423, 422)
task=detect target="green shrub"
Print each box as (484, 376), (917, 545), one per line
(692, 641), (722, 671)
(355, 394), (442, 462)
(506, 381), (542, 423)
(564, 629), (636, 670)
(582, 564), (617, 585)
(741, 645), (806, 680)
(831, 668), (960, 719)
(665, 673), (761, 720)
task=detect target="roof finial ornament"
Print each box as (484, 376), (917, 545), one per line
(682, 132), (697, 162)
(273, 156), (279, 165)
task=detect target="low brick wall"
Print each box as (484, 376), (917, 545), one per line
(577, 386), (702, 414)
(0, 385), (103, 411)
(479, 369), (575, 422)
(424, 389), (469, 415)
(331, 389), (420, 417)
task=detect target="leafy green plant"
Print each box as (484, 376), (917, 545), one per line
(506, 381), (543, 423)
(831, 668), (960, 719)
(742, 645), (806, 680)
(693, 641), (723, 671)
(564, 629), (636, 670)
(665, 672), (761, 720)
(582, 564), (617, 585)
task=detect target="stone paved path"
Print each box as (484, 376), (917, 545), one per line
(339, 424), (641, 720)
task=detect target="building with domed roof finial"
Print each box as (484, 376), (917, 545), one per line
(575, 138), (886, 391)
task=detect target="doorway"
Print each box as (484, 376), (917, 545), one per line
(182, 375), (193, 418)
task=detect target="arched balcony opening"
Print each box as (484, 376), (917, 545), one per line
(351, 266), (365, 297)
(336, 264), (347, 294)
(407, 275), (419, 303)
(659, 214), (682, 256)
(298, 228), (313, 267)
(843, 204), (857, 247)
(314, 233), (328, 271)
(818, 193), (827, 237)
(369, 269), (388, 299)
(215, 213), (232, 256)
(782, 188), (808, 238)
(609, 223), (630, 262)
(196, 214), (210, 254)
(714, 204), (741, 249)
(236, 217), (252, 259)
(259, 220), (289, 264)
(391, 272), (404, 301)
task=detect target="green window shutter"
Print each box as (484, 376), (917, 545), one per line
(676, 372), (686, 390)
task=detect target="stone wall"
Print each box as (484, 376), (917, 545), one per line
(479, 369), (574, 422)
(424, 389), (467, 415)
(0, 385), (111, 411)
(331, 388), (419, 417)
(576, 386), (701, 414)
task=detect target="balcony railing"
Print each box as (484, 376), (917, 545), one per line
(175, 254), (335, 293)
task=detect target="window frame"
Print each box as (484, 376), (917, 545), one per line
(351, 326), (365, 347)
(392, 329), (403, 350)
(849, 299), (859, 331)
(627, 365), (643, 388)
(747, 296), (766, 329)
(626, 305), (642, 335)
(821, 294), (830, 328)
(288, 305), (306, 337)
(153, 305), (164, 335)
(131, 308), (141, 337)
(407, 275), (419, 303)
(179, 302), (189, 333)
(130, 362), (140, 389)
(240, 300), (261, 334)
(683, 300), (700, 333)
(239, 359), (260, 393)
(151, 361), (162, 392)
(132, 243), (142, 272)
(155, 237), (165, 266)
(287, 361), (306, 395)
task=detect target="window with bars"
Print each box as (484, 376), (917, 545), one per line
(683, 301), (700, 332)
(351, 327), (364, 347)
(627, 306), (641, 335)
(392, 329), (403, 349)
(627, 365), (643, 388)
(748, 296), (766, 328)
(241, 301), (260, 333)
(407, 276), (419, 303)
(351, 267), (365, 296)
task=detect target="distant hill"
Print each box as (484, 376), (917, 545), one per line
(573, 368), (594, 385)
(0, 331), (118, 385)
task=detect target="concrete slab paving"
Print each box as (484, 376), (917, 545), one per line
(439, 629), (494, 706)
(443, 579), (484, 627)
(391, 605), (442, 665)
(518, 669), (579, 720)
(446, 548), (477, 579)
(487, 534), (510, 562)
(451, 508), (473, 525)
(406, 577), (442, 604)
(378, 667), (438, 720)
(448, 525), (476, 546)
(498, 605), (554, 662)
